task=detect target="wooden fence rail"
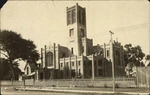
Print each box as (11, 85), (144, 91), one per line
(1, 77), (136, 88)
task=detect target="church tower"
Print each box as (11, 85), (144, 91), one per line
(66, 3), (87, 56)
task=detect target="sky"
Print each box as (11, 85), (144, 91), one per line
(1, 1), (149, 71)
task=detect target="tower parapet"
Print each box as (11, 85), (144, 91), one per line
(67, 3), (87, 56)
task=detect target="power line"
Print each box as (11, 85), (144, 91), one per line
(111, 23), (149, 32)
(90, 23), (149, 37)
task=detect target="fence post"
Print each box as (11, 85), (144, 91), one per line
(146, 67), (150, 93)
(136, 67), (139, 87)
(57, 80), (58, 87)
(23, 79), (25, 86)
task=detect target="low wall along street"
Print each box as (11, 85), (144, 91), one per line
(1, 78), (136, 88)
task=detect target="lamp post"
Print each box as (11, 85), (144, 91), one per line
(148, 4), (150, 92)
(0, 43), (2, 90)
(148, 4), (150, 93)
(109, 31), (115, 92)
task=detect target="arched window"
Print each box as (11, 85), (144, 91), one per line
(47, 52), (53, 66)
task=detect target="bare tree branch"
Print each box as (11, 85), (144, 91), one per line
(1, 51), (9, 58)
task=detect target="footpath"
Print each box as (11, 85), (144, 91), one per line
(15, 86), (150, 95)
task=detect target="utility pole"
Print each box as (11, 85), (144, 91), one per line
(148, 4), (150, 93)
(109, 31), (114, 43)
(0, 42), (2, 92)
(43, 45), (47, 81)
(41, 48), (44, 80)
(109, 31), (115, 92)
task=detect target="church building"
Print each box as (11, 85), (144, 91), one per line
(38, 3), (125, 79)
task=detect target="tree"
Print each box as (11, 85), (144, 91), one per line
(0, 30), (39, 81)
(124, 44), (145, 77)
(145, 55), (150, 66)
(0, 58), (9, 80)
(0, 58), (23, 80)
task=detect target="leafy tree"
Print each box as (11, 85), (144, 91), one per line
(0, 30), (39, 81)
(0, 58), (22, 80)
(145, 55), (150, 66)
(0, 58), (9, 80)
(124, 44), (145, 77)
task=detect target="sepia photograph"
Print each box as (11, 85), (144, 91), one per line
(0, 0), (150, 95)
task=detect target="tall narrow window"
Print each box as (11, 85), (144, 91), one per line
(107, 50), (109, 57)
(72, 9), (76, 23)
(80, 29), (84, 38)
(78, 11), (81, 23)
(72, 62), (74, 66)
(27, 67), (29, 75)
(61, 63), (63, 67)
(66, 62), (69, 67)
(67, 12), (69, 25)
(71, 69), (75, 78)
(82, 12), (85, 25)
(71, 47), (73, 54)
(47, 52), (53, 66)
(78, 61), (80, 66)
(67, 11), (72, 25)
(69, 29), (74, 37)
(79, 69), (81, 75)
(82, 46), (84, 53)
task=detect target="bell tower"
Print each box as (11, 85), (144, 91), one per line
(66, 3), (87, 56)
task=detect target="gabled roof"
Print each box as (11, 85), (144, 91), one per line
(24, 62), (37, 70)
